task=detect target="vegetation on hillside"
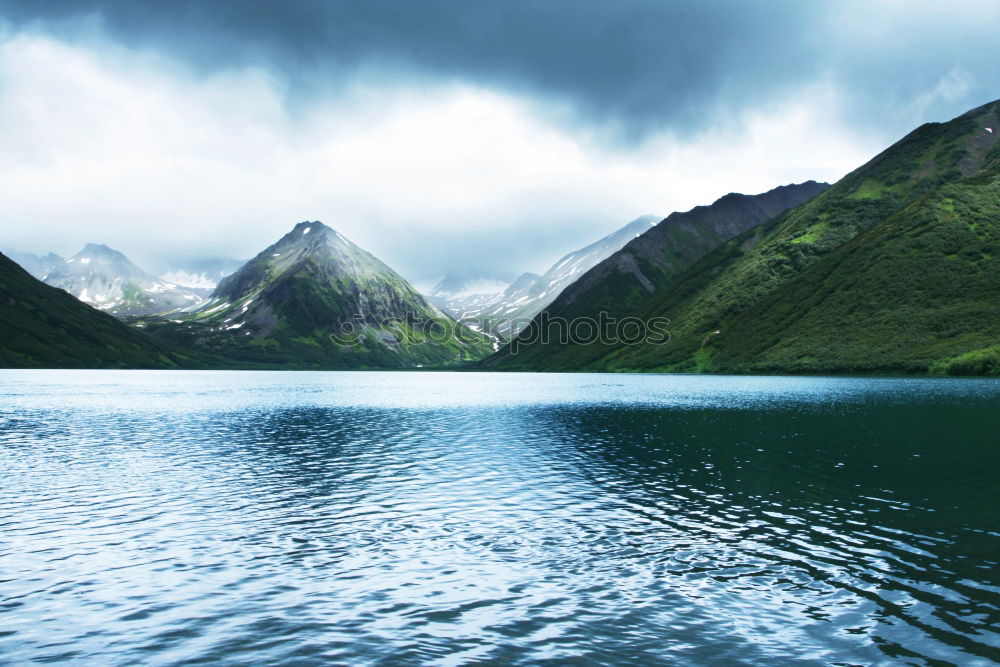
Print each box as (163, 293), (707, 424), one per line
(0, 252), (200, 368)
(491, 99), (1000, 375)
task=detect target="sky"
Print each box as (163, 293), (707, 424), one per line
(1, 0), (998, 286)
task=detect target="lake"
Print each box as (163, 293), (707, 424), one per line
(1, 370), (998, 665)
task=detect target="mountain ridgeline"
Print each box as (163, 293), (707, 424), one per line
(7, 251), (64, 281)
(490, 99), (1000, 375)
(537, 182), (828, 323)
(3, 100), (998, 374)
(135, 222), (492, 368)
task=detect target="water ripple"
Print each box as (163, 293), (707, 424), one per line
(0, 370), (998, 665)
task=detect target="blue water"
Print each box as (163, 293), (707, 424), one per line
(1, 371), (998, 665)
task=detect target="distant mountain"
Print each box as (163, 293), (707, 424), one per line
(428, 215), (660, 338)
(7, 251), (64, 280)
(44, 244), (210, 316)
(138, 221), (493, 368)
(425, 275), (511, 348)
(0, 251), (197, 368)
(157, 257), (244, 289)
(424, 275), (510, 322)
(426, 275), (509, 319)
(492, 98), (1000, 375)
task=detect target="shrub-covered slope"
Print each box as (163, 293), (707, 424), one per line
(547, 182), (828, 322)
(493, 98), (1000, 374)
(625, 159), (1000, 374)
(487, 181), (828, 369)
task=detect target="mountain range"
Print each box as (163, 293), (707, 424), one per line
(427, 215), (660, 338)
(488, 99), (1000, 375)
(528, 182), (828, 326)
(3, 99), (998, 374)
(5, 247), (245, 315)
(7, 251), (65, 281)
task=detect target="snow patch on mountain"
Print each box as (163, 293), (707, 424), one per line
(44, 244), (212, 316)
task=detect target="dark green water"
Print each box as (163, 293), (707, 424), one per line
(1, 371), (998, 665)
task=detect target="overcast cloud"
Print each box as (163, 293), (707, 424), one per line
(1, 0), (998, 283)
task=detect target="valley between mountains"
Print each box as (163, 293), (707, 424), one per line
(2, 99), (999, 375)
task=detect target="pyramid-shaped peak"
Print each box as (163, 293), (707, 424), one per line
(79, 243), (122, 256)
(290, 220), (336, 235)
(70, 244), (140, 269)
(46, 241), (158, 303)
(293, 220), (324, 230)
(282, 220), (352, 245)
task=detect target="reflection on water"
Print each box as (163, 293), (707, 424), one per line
(1, 371), (998, 665)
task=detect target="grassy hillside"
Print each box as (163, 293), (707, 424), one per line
(0, 252), (199, 368)
(549, 182), (828, 323)
(618, 159), (1000, 374)
(487, 182), (828, 370)
(493, 99), (1000, 375)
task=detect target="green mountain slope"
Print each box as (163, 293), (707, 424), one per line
(486, 181), (828, 369)
(0, 252), (197, 368)
(493, 98), (1000, 375)
(546, 182), (828, 322)
(666, 161), (1000, 374)
(137, 221), (493, 368)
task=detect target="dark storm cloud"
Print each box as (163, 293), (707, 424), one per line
(0, 0), (825, 137)
(3, 0), (998, 137)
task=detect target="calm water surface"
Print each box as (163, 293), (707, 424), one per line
(1, 371), (998, 665)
